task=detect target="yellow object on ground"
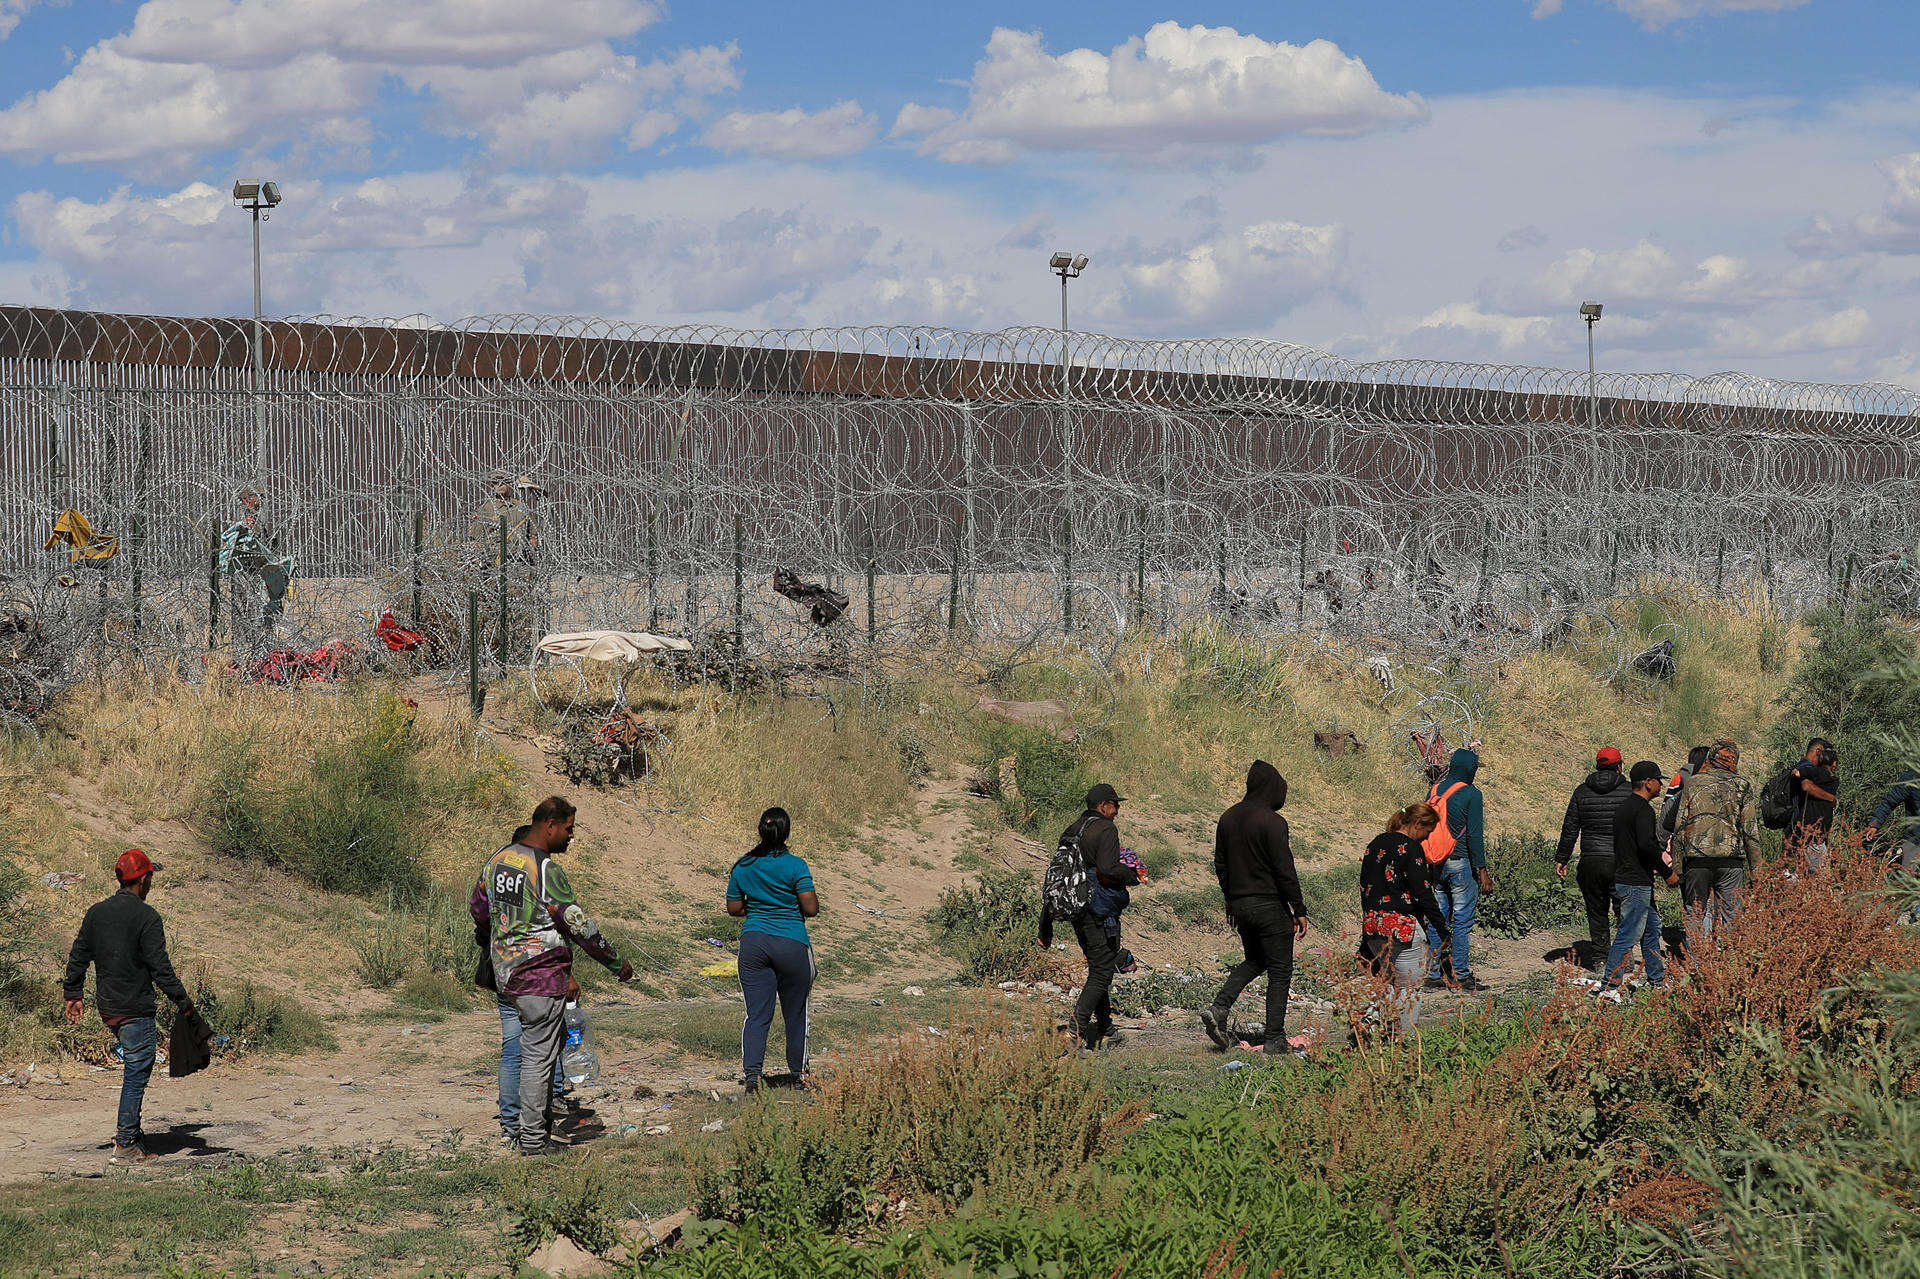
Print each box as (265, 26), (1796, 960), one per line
(699, 960), (739, 979)
(43, 509), (118, 561)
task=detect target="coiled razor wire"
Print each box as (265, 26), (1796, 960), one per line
(1, 305), (1917, 738)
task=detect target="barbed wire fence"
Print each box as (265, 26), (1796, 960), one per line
(3, 307), (1918, 741)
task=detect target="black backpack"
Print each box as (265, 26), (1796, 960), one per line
(1042, 816), (1096, 918)
(1759, 768), (1797, 831)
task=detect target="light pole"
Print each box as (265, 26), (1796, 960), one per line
(1048, 252), (1089, 635)
(233, 179), (282, 483)
(1580, 301), (1603, 433)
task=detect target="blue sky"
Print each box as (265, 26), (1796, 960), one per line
(0, 0), (1915, 384)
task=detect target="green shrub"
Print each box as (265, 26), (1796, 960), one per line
(977, 726), (1089, 834)
(1110, 970), (1219, 1016)
(1478, 833), (1584, 938)
(1152, 886), (1222, 929)
(500, 1155), (620, 1254)
(201, 686), (489, 897)
(928, 866), (1041, 983)
(689, 1005), (1136, 1232)
(1296, 862), (1359, 929)
(1766, 603), (1920, 827)
(163, 971), (334, 1057)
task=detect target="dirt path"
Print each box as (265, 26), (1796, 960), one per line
(0, 988), (742, 1185)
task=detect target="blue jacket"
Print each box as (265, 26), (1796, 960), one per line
(1431, 749), (1487, 870)
(1872, 769), (1920, 833)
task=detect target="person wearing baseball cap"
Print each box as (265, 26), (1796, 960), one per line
(63, 849), (194, 1162)
(1599, 762), (1680, 1001)
(1554, 747), (1632, 973)
(1047, 783), (1136, 1049)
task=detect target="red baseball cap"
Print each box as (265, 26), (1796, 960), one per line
(114, 848), (163, 883)
(1595, 747), (1623, 767)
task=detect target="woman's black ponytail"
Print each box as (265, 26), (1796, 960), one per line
(749, 806), (791, 858)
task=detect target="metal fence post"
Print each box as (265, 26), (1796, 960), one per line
(948, 508), (963, 634)
(865, 527), (877, 645)
(207, 542), (220, 651)
(1061, 511), (1074, 636)
(495, 513), (509, 664)
(732, 512), (744, 654)
(468, 591), (482, 716)
(646, 510), (659, 631)
(410, 509), (424, 628)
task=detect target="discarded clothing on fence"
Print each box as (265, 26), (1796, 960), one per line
(231, 640), (362, 685)
(535, 630), (693, 663)
(43, 509), (118, 562)
(1412, 730), (1450, 781)
(374, 607), (425, 652)
(1631, 639), (1676, 682)
(772, 569), (849, 626)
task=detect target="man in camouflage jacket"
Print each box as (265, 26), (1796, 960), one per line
(1673, 739), (1759, 939)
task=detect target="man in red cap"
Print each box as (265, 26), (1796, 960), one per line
(63, 849), (194, 1162)
(1554, 747), (1631, 973)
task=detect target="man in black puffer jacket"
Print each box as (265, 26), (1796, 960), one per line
(1555, 747), (1631, 972)
(1201, 761), (1307, 1054)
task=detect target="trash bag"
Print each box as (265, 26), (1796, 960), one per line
(772, 569), (848, 626)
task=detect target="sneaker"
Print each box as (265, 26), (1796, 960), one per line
(1453, 975), (1491, 993)
(1199, 1006), (1234, 1050)
(742, 1076), (769, 1093)
(1098, 1029), (1126, 1049)
(517, 1143), (550, 1157)
(1422, 977), (1447, 991)
(109, 1140), (153, 1163)
(1568, 974), (1604, 990)
(1594, 987), (1625, 1004)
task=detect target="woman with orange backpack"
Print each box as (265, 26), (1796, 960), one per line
(1421, 748), (1496, 992)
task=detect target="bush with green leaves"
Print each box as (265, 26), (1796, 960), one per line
(203, 686), (495, 897)
(1766, 602), (1920, 827)
(1478, 832), (1585, 938)
(928, 865), (1041, 983)
(975, 725), (1089, 835)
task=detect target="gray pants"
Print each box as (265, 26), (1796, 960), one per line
(513, 994), (566, 1154)
(1682, 864), (1747, 938)
(1362, 935), (1426, 1035)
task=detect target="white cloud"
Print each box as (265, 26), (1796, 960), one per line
(1497, 225), (1548, 252)
(0, 0), (42, 41)
(1794, 152), (1920, 257)
(701, 101), (878, 160)
(1537, 0), (1809, 29)
(1409, 303), (1556, 355)
(0, 0), (735, 170)
(899, 22), (1427, 164)
(1096, 220), (1350, 331)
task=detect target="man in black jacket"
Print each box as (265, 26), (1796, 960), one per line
(1056, 784), (1136, 1049)
(63, 849), (195, 1161)
(1555, 746), (1631, 972)
(1599, 762), (1679, 999)
(1201, 761), (1307, 1054)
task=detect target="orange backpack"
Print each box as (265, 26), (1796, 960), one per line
(1422, 782), (1467, 865)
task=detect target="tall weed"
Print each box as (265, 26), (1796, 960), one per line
(688, 1002), (1140, 1231)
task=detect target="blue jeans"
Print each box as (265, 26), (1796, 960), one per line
(1424, 857), (1479, 981)
(498, 996), (567, 1134)
(114, 1018), (158, 1147)
(1604, 884), (1666, 988)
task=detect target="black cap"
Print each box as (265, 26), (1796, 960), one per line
(1086, 783), (1123, 809)
(1629, 760), (1664, 786)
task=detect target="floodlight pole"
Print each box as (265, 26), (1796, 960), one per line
(244, 192), (268, 484)
(1585, 311), (1600, 434)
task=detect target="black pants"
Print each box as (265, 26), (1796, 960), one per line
(1576, 857), (1617, 970)
(1212, 895), (1296, 1052)
(1071, 912), (1118, 1047)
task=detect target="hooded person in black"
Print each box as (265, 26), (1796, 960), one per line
(1555, 748), (1631, 971)
(1200, 761), (1307, 1054)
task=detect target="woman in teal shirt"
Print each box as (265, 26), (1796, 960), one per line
(725, 807), (819, 1089)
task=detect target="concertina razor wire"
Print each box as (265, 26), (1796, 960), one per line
(2, 304), (1918, 735)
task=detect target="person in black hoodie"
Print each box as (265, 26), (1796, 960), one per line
(1554, 746), (1631, 972)
(1200, 762), (1307, 1054)
(1043, 784), (1137, 1049)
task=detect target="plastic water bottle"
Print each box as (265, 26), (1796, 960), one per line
(561, 1000), (600, 1086)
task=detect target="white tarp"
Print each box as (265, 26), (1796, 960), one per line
(535, 630), (693, 662)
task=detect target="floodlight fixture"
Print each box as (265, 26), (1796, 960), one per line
(1049, 252), (1072, 269)
(1580, 301), (1603, 321)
